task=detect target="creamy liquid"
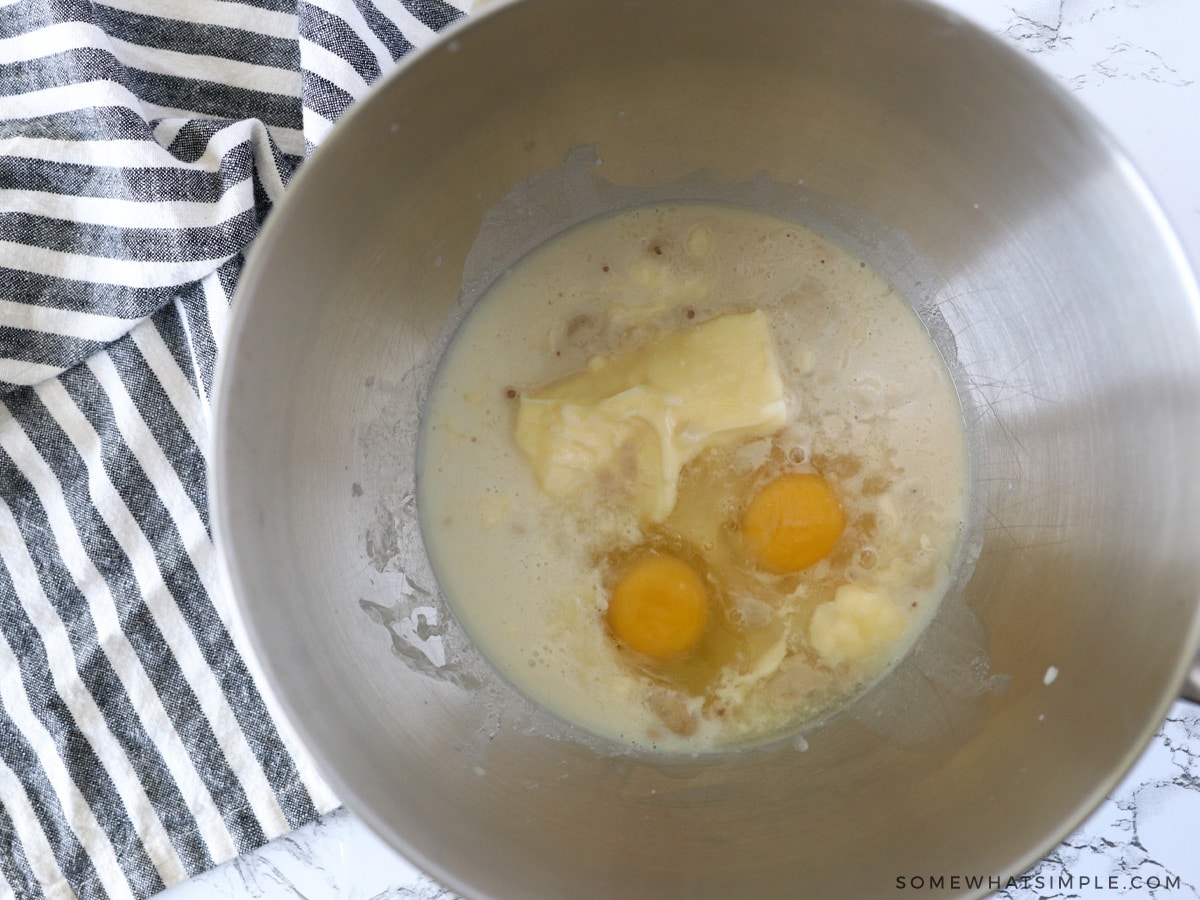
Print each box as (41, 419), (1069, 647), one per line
(417, 203), (967, 752)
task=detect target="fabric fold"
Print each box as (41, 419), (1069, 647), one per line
(0, 0), (468, 896)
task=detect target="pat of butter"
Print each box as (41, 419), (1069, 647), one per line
(515, 311), (787, 522)
(808, 584), (906, 667)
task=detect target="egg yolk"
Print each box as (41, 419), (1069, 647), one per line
(606, 554), (709, 661)
(741, 472), (846, 573)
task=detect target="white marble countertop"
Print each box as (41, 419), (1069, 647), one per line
(161, 1), (1200, 897)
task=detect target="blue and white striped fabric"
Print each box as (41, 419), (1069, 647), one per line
(0, 1), (467, 896)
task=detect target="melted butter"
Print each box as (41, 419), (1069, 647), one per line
(515, 310), (787, 523)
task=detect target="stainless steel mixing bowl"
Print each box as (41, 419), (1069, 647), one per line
(213, 0), (1200, 896)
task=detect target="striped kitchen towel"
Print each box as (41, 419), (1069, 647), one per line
(0, 0), (468, 897)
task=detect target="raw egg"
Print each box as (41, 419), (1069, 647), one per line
(606, 553), (709, 660)
(741, 472), (846, 573)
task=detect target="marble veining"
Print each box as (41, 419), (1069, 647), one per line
(160, 0), (1200, 896)
(995, 705), (1200, 898)
(1003, 0), (1072, 54)
(1001, 1), (1196, 93)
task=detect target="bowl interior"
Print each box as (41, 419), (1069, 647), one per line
(215, 0), (1200, 896)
